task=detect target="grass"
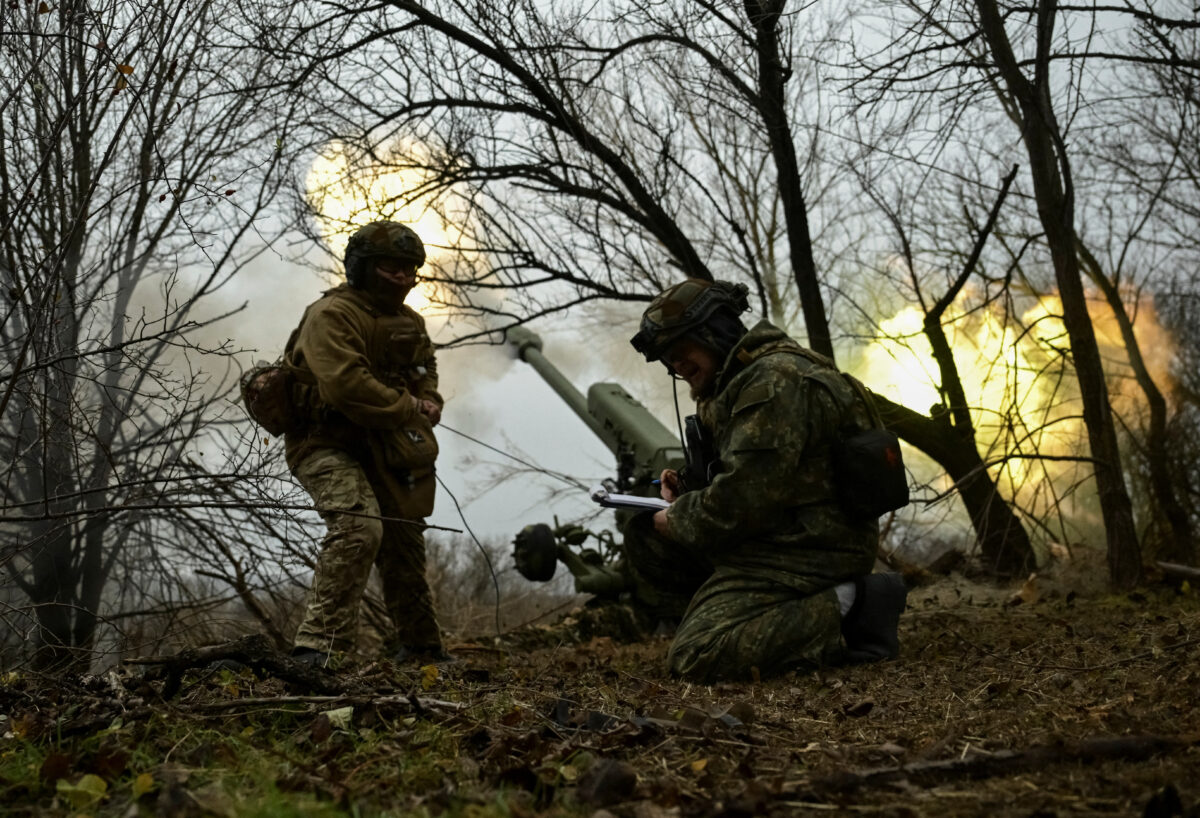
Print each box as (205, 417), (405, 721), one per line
(3, 574), (1200, 816)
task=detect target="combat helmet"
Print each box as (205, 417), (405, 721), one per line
(343, 220), (426, 287)
(630, 278), (750, 362)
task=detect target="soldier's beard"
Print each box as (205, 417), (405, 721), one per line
(690, 377), (717, 401)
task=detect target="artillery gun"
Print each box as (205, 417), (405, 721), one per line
(506, 326), (685, 601)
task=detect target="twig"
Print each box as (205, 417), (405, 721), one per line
(1157, 561), (1200, 583)
(128, 633), (344, 697)
(801, 734), (1198, 794)
(946, 625), (1200, 672)
(188, 694), (466, 713)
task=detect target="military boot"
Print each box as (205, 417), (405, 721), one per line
(390, 644), (458, 666)
(290, 646), (331, 668)
(841, 573), (907, 663)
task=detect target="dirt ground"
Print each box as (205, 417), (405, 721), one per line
(2, 571), (1199, 817)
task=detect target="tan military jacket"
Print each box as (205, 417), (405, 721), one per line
(284, 285), (443, 515)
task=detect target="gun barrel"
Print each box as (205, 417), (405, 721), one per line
(507, 325), (683, 480)
(508, 325), (610, 443)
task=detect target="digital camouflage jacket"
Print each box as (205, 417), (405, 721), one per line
(664, 320), (878, 593)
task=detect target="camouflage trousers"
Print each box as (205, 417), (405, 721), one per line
(292, 447), (442, 655)
(624, 516), (845, 683)
(666, 570), (843, 683)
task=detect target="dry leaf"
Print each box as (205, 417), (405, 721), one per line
(117, 63), (134, 74)
(575, 758), (637, 807)
(1009, 573), (1040, 606)
(132, 772), (155, 799)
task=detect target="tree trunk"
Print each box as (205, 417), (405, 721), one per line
(974, 0), (1142, 588)
(745, 0), (835, 361)
(876, 395), (1035, 576)
(1076, 241), (1194, 565)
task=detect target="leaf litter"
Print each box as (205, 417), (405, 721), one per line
(1, 574), (1199, 816)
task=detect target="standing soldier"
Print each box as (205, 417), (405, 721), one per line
(285, 221), (450, 666)
(629, 278), (907, 682)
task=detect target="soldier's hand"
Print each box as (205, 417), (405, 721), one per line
(659, 469), (681, 502)
(652, 508), (672, 539)
(419, 399), (442, 426)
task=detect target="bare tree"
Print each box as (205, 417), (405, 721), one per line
(846, 0), (1200, 586)
(253, 0), (1055, 572)
(0, 0), (298, 671)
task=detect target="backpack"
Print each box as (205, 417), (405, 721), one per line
(830, 380), (909, 519)
(682, 344), (909, 520)
(240, 321), (309, 437)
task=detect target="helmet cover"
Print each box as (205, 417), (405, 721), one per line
(630, 279), (750, 362)
(343, 220), (426, 287)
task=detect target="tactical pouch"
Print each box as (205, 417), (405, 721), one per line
(241, 363), (300, 437)
(383, 413), (439, 472)
(240, 314), (312, 438)
(396, 471), (437, 519)
(833, 427), (909, 518)
(679, 414), (719, 492)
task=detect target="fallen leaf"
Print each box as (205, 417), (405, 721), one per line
(690, 758), (708, 773)
(421, 664), (439, 690)
(56, 774), (108, 809)
(132, 772), (156, 799)
(324, 706), (353, 729)
(724, 701), (757, 724)
(92, 747), (129, 778)
(575, 758), (637, 807)
(1009, 573), (1039, 606)
(310, 713), (332, 743)
(190, 783), (236, 817)
(843, 699), (875, 718)
(39, 752), (72, 783)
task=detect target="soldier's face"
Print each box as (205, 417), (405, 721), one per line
(663, 338), (719, 399)
(373, 257), (419, 299)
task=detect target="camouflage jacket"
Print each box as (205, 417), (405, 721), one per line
(665, 320), (878, 592)
(283, 285), (443, 472)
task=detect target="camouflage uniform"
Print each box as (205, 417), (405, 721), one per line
(639, 320), (879, 682)
(285, 283), (444, 656)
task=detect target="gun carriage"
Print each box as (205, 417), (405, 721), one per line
(506, 326), (684, 599)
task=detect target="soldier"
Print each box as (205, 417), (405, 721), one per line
(285, 221), (450, 666)
(628, 278), (907, 682)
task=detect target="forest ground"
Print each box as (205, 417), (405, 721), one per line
(2, 565), (1199, 817)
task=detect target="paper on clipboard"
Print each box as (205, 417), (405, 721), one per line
(590, 484), (670, 511)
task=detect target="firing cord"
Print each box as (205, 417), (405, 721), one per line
(435, 472), (503, 639)
(439, 423), (588, 490)
(672, 376), (688, 461)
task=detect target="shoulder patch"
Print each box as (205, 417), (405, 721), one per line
(732, 381), (774, 415)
